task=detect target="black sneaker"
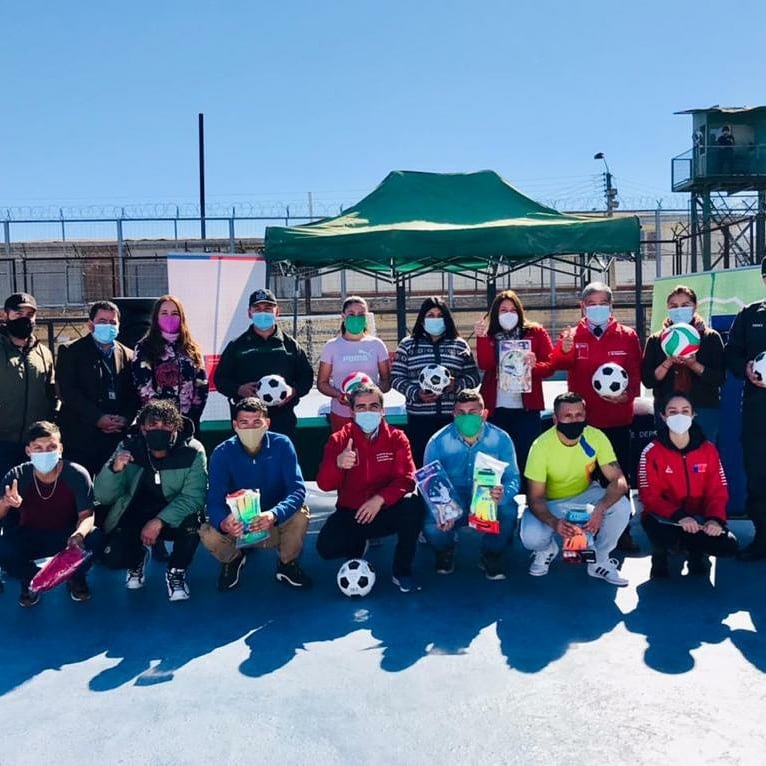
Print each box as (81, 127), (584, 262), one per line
(687, 553), (711, 576)
(435, 548), (455, 575)
(217, 553), (247, 591)
(165, 568), (190, 601)
(19, 585), (40, 608)
(275, 560), (312, 588)
(479, 551), (507, 581)
(68, 575), (92, 602)
(650, 551), (670, 579)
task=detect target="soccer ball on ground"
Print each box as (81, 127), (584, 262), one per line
(752, 351), (766, 383)
(660, 322), (701, 358)
(419, 363), (452, 394)
(592, 362), (629, 397)
(255, 374), (290, 405)
(340, 371), (374, 396)
(337, 559), (376, 597)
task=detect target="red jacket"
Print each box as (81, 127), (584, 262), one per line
(550, 318), (641, 428)
(637, 427), (728, 523)
(476, 325), (555, 413)
(316, 419), (416, 510)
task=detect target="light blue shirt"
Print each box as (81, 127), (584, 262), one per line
(424, 421), (520, 510)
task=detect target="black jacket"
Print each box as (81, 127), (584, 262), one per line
(725, 299), (766, 406)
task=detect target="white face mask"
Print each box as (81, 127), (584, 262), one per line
(666, 413), (693, 435)
(498, 312), (519, 332)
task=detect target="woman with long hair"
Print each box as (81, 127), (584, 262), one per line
(474, 289), (554, 477)
(131, 295), (209, 433)
(317, 295), (391, 432)
(391, 296), (479, 467)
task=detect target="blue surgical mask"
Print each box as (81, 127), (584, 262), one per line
(252, 312), (276, 331)
(668, 307), (694, 325)
(92, 324), (119, 345)
(585, 305), (611, 327)
(355, 411), (382, 434)
(424, 317), (446, 337)
(30, 450), (60, 474)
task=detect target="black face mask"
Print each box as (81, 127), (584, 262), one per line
(556, 421), (586, 440)
(6, 316), (34, 339)
(144, 429), (173, 452)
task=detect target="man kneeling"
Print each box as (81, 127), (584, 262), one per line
(199, 397), (311, 591)
(94, 400), (206, 601)
(0, 421), (101, 607)
(520, 392), (631, 586)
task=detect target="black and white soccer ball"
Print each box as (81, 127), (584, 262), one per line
(255, 374), (290, 405)
(337, 558), (376, 597)
(753, 351), (766, 383)
(418, 363), (452, 394)
(591, 362), (628, 396)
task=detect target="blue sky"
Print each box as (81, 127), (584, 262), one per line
(2, 0), (765, 216)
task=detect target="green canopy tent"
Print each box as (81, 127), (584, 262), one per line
(264, 170), (643, 338)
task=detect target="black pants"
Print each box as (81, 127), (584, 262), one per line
(599, 425), (631, 482)
(490, 408), (541, 480)
(742, 404), (766, 530)
(407, 414), (453, 468)
(105, 507), (201, 570)
(316, 496), (422, 577)
(641, 514), (738, 557)
(0, 525), (104, 583)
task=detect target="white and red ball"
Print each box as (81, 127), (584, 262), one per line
(340, 371), (374, 396)
(660, 322), (701, 358)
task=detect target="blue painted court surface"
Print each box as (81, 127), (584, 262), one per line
(1, 485), (765, 765)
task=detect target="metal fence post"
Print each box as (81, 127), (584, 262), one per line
(59, 208), (66, 242)
(116, 218), (125, 296)
(229, 208), (236, 254)
(655, 204), (662, 278)
(3, 218), (10, 258)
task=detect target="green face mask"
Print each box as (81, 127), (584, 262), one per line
(344, 315), (367, 335)
(454, 413), (483, 438)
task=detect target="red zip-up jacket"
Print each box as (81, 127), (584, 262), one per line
(316, 419), (416, 509)
(638, 426), (728, 523)
(550, 318), (642, 428)
(476, 325), (555, 413)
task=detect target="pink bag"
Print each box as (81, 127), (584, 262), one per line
(30, 546), (92, 593)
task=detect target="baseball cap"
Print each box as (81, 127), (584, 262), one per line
(4, 292), (37, 312)
(249, 288), (278, 306)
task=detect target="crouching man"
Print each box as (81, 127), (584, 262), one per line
(94, 400), (206, 601)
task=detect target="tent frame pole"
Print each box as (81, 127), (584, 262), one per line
(634, 250), (644, 345)
(395, 274), (407, 341)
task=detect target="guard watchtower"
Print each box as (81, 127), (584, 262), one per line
(672, 105), (766, 270)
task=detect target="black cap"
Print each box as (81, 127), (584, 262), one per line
(249, 288), (278, 306)
(761, 256), (766, 277)
(4, 292), (37, 312)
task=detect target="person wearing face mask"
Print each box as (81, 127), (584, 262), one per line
(56, 300), (139, 476)
(199, 397), (311, 591)
(551, 282), (642, 554)
(0, 421), (101, 607)
(641, 286), (725, 443)
(316, 383), (422, 593)
(475, 290), (555, 479)
(638, 393), (737, 579)
(0, 293), (56, 481)
(94, 400), (206, 601)
(214, 288), (314, 443)
(317, 296), (392, 432)
(131, 295), (208, 435)
(520, 392), (631, 586)
(391, 296), (480, 467)
(421, 389), (520, 580)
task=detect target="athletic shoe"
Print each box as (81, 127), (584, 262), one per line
(479, 551), (507, 581)
(687, 553), (711, 576)
(650, 551), (670, 579)
(528, 539), (559, 577)
(435, 548), (455, 575)
(391, 573), (421, 593)
(587, 558), (629, 587)
(218, 553), (247, 591)
(19, 585), (40, 608)
(165, 568), (190, 601)
(126, 547), (150, 590)
(275, 560), (313, 588)
(68, 575), (92, 602)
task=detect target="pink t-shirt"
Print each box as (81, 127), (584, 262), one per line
(320, 335), (390, 416)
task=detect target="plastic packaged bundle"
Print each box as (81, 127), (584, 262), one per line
(469, 452), (508, 535)
(415, 460), (464, 525)
(29, 546), (92, 593)
(226, 488), (269, 548)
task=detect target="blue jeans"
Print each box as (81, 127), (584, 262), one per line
(693, 407), (720, 445)
(422, 499), (518, 555)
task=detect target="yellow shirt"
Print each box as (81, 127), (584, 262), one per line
(524, 425), (617, 500)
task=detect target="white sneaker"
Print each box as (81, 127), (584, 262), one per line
(126, 547), (150, 590)
(165, 568), (190, 601)
(587, 558), (629, 587)
(528, 539), (559, 576)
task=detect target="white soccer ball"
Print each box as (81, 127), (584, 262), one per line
(419, 363), (452, 394)
(337, 558), (376, 597)
(592, 362), (629, 397)
(752, 351), (766, 383)
(255, 374), (290, 406)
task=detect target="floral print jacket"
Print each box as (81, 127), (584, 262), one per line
(131, 339), (209, 424)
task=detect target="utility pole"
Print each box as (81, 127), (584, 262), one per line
(594, 152), (619, 216)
